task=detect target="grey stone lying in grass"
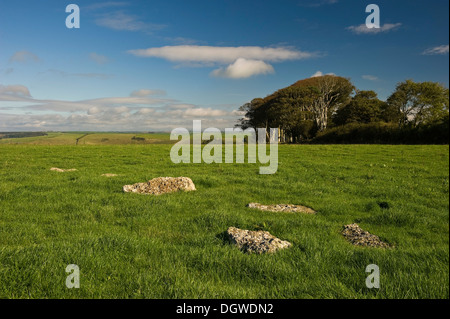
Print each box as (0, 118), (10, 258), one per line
(227, 227), (292, 254)
(102, 173), (118, 177)
(342, 223), (390, 248)
(246, 202), (316, 214)
(123, 177), (196, 195)
(50, 167), (77, 172)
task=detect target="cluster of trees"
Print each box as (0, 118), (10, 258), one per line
(0, 132), (47, 139)
(236, 76), (449, 144)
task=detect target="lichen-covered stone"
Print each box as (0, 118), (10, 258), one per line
(123, 177), (196, 195)
(246, 203), (316, 214)
(342, 223), (389, 248)
(227, 227), (292, 254)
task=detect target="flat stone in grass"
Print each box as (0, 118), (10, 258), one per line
(342, 223), (389, 248)
(227, 226), (292, 254)
(246, 203), (316, 214)
(50, 167), (77, 172)
(102, 173), (118, 177)
(123, 177), (196, 195)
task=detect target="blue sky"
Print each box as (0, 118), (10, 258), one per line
(0, 0), (448, 131)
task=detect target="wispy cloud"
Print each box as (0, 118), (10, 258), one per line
(84, 2), (129, 11)
(422, 44), (449, 55)
(130, 89), (166, 97)
(164, 37), (203, 45)
(347, 23), (402, 34)
(95, 11), (166, 32)
(1, 68), (14, 75)
(362, 75), (379, 81)
(0, 85), (240, 131)
(45, 69), (114, 80)
(9, 51), (40, 63)
(89, 52), (109, 64)
(0, 84), (31, 97)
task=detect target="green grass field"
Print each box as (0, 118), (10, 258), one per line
(0, 132), (174, 145)
(0, 134), (448, 298)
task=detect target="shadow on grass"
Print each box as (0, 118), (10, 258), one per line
(215, 230), (232, 247)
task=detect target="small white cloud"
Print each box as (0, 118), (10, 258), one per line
(89, 52), (109, 64)
(311, 71), (335, 78)
(422, 45), (449, 55)
(9, 51), (40, 63)
(362, 75), (379, 81)
(347, 23), (402, 34)
(211, 58), (274, 79)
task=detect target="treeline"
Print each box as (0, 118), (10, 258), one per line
(0, 132), (48, 139)
(236, 76), (449, 144)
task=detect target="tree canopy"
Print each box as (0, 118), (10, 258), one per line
(236, 77), (449, 144)
(333, 90), (397, 125)
(387, 80), (449, 127)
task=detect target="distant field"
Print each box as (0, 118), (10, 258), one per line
(0, 140), (448, 298)
(0, 132), (174, 145)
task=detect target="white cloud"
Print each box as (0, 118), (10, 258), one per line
(128, 45), (314, 79)
(183, 107), (228, 117)
(0, 84), (241, 131)
(422, 45), (449, 55)
(9, 51), (40, 63)
(95, 11), (165, 32)
(347, 23), (402, 34)
(362, 75), (379, 81)
(211, 58), (274, 79)
(113, 106), (129, 114)
(89, 52), (109, 64)
(128, 45), (313, 64)
(310, 71), (335, 78)
(87, 106), (102, 115)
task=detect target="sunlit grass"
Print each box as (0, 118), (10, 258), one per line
(0, 141), (448, 298)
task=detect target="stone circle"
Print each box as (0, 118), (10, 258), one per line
(342, 223), (390, 248)
(246, 202), (316, 214)
(123, 176), (196, 195)
(227, 226), (292, 254)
